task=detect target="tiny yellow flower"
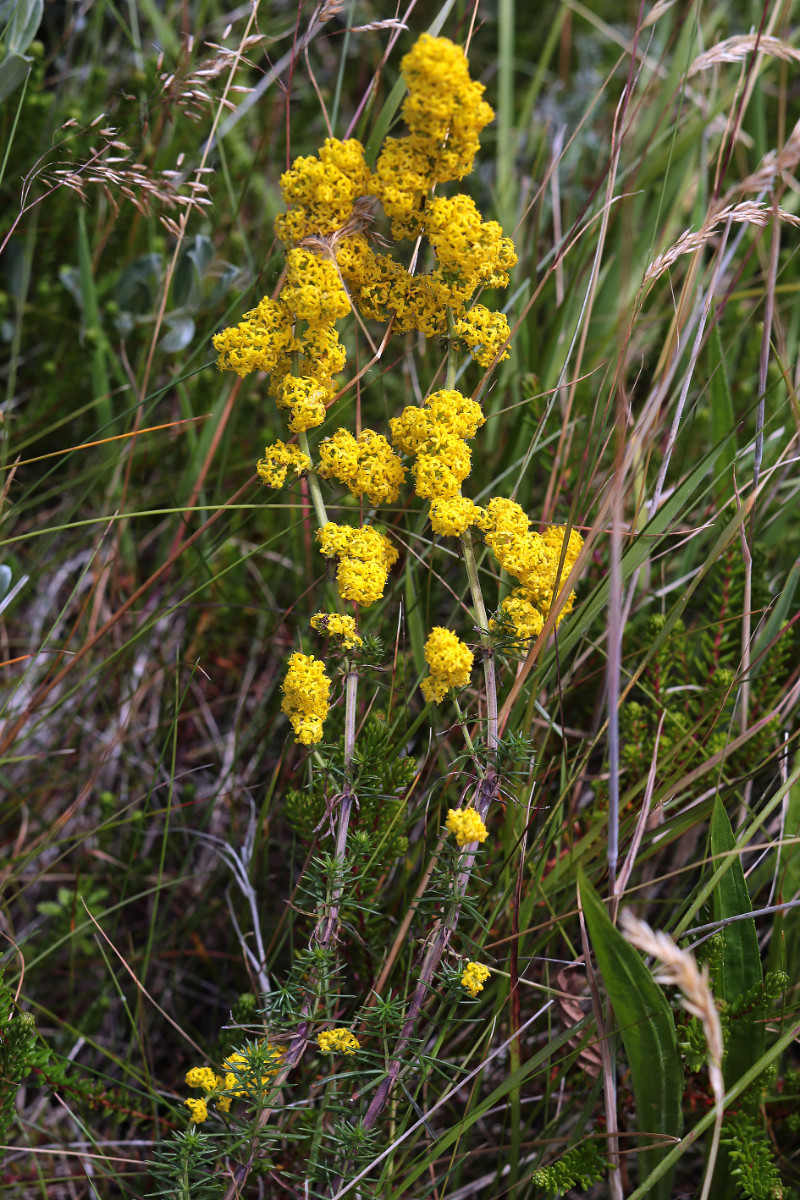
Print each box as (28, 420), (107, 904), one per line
(461, 961), (491, 998)
(317, 1029), (360, 1054)
(446, 807), (488, 847)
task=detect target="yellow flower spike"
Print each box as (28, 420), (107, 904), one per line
(490, 592), (545, 645)
(316, 523), (398, 608)
(420, 627), (474, 703)
(370, 35), (495, 240)
(281, 248), (351, 326)
(220, 1043), (286, 1099)
(213, 296), (296, 379)
(425, 195), (517, 307)
(275, 137), (370, 244)
(281, 653), (331, 746)
(185, 1096), (209, 1123)
(446, 807), (488, 847)
(481, 501), (584, 628)
(317, 1029), (360, 1054)
(275, 373), (331, 433)
(461, 961), (491, 998)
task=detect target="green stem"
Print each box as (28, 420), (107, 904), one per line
(445, 308), (458, 390)
(297, 427), (330, 530)
(452, 696), (480, 766)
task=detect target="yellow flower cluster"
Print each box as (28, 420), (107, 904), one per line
(461, 961), (491, 998)
(420, 626), (474, 704)
(213, 295), (295, 380)
(332, 200), (516, 345)
(214, 32), (517, 511)
(256, 440), (311, 488)
(184, 1045), (285, 1123)
(310, 611), (363, 651)
(478, 499), (584, 644)
(281, 652), (331, 745)
(317, 522), (398, 607)
(282, 248), (351, 327)
(424, 195), (517, 308)
(274, 372), (329, 433)
(391, 389), (485, 501)
(445, 806), (488, 846)
(317, 427), (405, 505)
(274, 137), (371, 245)
(317, 1028), (360, 1054)
(429, 496), (484, 537)
(453, 305), (511, 368)
(371, 34), (494, 240)
(214, 245), (349, 447)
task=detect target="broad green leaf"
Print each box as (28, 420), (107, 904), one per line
(173, 234), (214, 309)
(579, 871), (682, 1199)
(0, 51), (28, 104)
(628, 1013), (800, 1199)
(710, 797), (764, 1083)
(159, 314), (196, 353)
(3, 0), (42, 55)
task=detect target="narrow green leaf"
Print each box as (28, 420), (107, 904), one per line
(708, 312), (736, 507)
(77, 208), (112, 432)
(579, 872), (682, 1199)
(548, 431), (736, 666)
(774, 751), (800, 973)
(752, 558), (800, 662)
(386, 1018), (591, 1198)
(710, 797), (764, 1082)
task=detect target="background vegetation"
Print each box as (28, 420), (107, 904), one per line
(1, 0), (799, 1196)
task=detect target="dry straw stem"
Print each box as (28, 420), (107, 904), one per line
(619, 911), (724, 1200)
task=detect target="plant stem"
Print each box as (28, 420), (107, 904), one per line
(297, 428), (330, 530)
(460, 528), (499, 759)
